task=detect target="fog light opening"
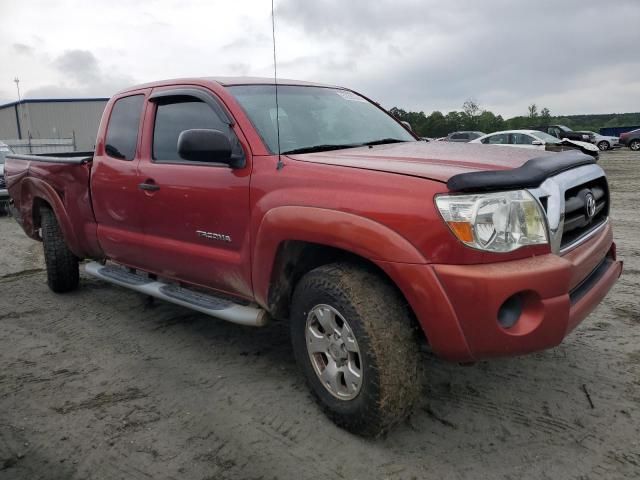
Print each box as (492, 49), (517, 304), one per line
(498, 293), (524, 329)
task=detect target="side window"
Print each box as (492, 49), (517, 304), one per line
(152, 97), (233, 162)
(549, 127), (561, 139)
(485, 133), (508, 144)
(513, 133), (534, 145)
(105, 95), (144, 160)
(451, 133), (467, 140)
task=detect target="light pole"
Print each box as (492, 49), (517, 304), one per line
(14, 77), (21, 101)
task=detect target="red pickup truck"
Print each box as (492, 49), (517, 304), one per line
(5, 77), (622, 436)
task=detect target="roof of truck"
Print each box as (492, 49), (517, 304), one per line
(119, 76), (340, 94)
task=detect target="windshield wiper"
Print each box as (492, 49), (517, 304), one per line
(282, 144), (360, 155)
(282, 138), (410, 155)
(360, 138), (409, 146)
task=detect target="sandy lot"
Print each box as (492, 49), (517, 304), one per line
(1, 149), (639, 480)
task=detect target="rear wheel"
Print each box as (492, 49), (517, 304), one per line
(290, 263), (420, 437)
(597, 141), (609, 151)
(41, 207), (79, 293)
(630, 140), (640, 151)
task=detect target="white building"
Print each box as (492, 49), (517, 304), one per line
(0, 98), (108, 153)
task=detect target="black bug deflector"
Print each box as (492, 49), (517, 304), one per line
(447, 150), (596, 193)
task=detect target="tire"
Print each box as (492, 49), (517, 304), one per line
(630, 140), (640, 151)
(41, 207), (79, 293)
(290, 263), (420, 437)
(597, 141), (609, 151)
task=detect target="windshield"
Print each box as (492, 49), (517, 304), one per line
(532, 131), (562, 144)
(228, 85), (415, 154)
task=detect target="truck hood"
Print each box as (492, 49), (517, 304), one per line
(287, 141), (556, 183)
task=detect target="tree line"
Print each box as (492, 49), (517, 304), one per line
(389, 101), (640, 138)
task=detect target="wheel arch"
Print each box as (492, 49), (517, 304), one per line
(19, 178), (77, 247)
(252, 206), (428, 334)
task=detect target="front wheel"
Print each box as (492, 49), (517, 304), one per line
(290, 263), (420, 437)
(630, 140), (640, 151)
(597, 141), (609, 151)
(41, 207), (79, 293)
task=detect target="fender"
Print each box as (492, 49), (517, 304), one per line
(18, 177), (99, 258)
(252, 206), (427, 306)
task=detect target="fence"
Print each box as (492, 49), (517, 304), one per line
(4, 137), (76, 154)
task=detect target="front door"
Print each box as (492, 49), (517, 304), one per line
(135, 88), (253, 299)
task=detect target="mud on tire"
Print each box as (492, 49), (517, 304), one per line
(290, 263), (421, 437)
(41, 207), (79, 293)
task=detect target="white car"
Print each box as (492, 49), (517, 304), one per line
(470, 129), (600, 157)
(581, 131), (621, 151)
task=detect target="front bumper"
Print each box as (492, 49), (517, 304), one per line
(380, 223), (622, 362)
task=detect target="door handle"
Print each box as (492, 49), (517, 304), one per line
(138, 181), (160, 192)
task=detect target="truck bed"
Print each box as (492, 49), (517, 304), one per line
(4, 152), (102, 259)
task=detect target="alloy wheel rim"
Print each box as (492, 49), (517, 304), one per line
(305, 304), (363, 400)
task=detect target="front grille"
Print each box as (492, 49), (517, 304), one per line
(561, 176), (608, 249)
(0, 175), (6, 189)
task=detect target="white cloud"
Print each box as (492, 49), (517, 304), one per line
(1, 0), (639, 117)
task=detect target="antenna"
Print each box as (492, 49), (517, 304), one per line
(14, 77), (21, 101)
(271, 0), (284, 170)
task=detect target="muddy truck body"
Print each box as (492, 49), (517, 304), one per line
(5, 77), (622, 436)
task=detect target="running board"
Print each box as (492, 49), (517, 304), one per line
(85, 262), (268, 327)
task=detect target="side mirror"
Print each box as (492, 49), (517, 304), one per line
(531, 140), (543, 146)
(400, 120), (413, 132)
(177, 129), (233, 165)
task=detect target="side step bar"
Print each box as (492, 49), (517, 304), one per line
(85, 262), (268, 327)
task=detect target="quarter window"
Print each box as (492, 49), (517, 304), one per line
(105, 95), (144, 160)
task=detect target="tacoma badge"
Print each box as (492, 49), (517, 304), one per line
(196, 230), (232, 242)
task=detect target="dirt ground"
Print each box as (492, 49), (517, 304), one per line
(1, 149), (639, 480)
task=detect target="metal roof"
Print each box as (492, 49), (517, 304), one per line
(0, 98), (109, 110)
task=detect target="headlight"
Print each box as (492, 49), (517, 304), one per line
(435, 190), (548, 252)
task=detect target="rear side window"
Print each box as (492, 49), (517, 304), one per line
(451, 133), (468, 140)
(152, 98), (229, 162)
(105, 95), (145, 160)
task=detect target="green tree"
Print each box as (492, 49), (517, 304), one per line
(528, 104), (539, 119)
(540, 107), (551, 124)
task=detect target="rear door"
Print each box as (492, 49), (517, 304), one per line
(92, 91), (149, 266)
(135, 87), (254, 298)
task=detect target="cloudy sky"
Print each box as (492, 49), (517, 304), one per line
(1, 0), (639, 117)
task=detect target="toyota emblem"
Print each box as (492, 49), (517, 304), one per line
(585, 192), (596, 219)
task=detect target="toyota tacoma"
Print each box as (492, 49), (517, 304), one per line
(5, 77), (622, 436)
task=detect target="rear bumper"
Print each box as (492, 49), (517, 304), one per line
(379, 223), (622, 362)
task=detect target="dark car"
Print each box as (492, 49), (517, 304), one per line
(619, 128), (640, 151)
(445, 131), (485, 142)
(0, 142), (13, 215)
(532, 125), (594, 144)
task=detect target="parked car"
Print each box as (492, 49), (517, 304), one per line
(5, 77), (621, 436)
(531, 125), (594, 143)
(0, 141), (13, 214)
(471, 129), (600, 158)
(619, 128), (640, 151)
(579, 131), (621, 151)
(444, 131), (485, 142)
